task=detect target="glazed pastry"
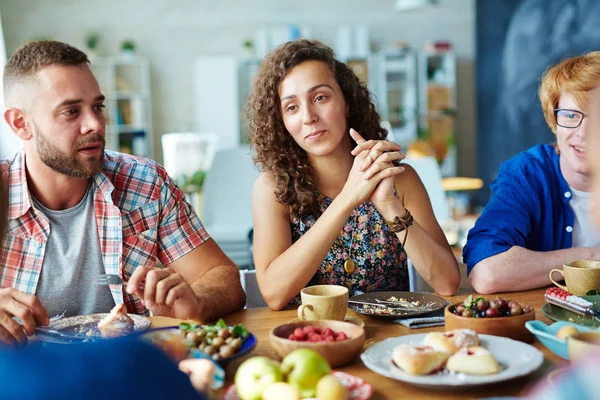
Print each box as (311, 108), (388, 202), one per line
(423, 329), (479, 354)
(446, 346), (502, 375)
(98, 304), (135, 338)
(391, 344), (449, 375)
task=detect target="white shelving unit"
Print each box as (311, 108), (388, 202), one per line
(90, 55), (153, 159)
(370, 47), (419, 147)
(419, 48), (457, 176)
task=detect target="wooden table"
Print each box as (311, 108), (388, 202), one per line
(151, 287), (565, 400)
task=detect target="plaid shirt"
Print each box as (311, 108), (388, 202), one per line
(0, 150), (209, 314)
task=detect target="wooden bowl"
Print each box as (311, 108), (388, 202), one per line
(445, 302), (535, 342)
(269, 320), (365, 368)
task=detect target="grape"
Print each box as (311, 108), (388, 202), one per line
(485, 307), (499, 317)
(476, 299), (490, 311)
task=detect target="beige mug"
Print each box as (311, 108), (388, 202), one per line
(567, 331), (600, 361)
(297, 285), (349, 321)
(549, 260), (600, 296)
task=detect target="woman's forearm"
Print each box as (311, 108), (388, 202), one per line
(398, 222), (460, 295)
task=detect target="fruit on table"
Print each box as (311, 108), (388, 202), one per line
(234, 356), (283, 400)
(316, 374), (348, 400)
(281, 349), (332, 398)
(287, 326), (348, 342)
(555, 325), (579, 340)
(453, 294), (532, 318)
(262, 382), (301, 400)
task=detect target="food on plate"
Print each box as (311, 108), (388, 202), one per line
(281, 349), (332, 398)
(234, 356), (284, 400)
(391, 344), (449, 375)
(316, 374), (348, 400)
(423, 329), (479, 354)
(286, 325), (348, 342)
(451, 294), (533, 318)
(446, 346), (502, 375)
(555, 325), (580, 340)
(179, 319), (249, 361)
(97, 304), (135, 338)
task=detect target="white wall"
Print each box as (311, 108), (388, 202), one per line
(0, 0), (475, 175)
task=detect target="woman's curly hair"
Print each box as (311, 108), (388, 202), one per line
(246, 39), (386, 217)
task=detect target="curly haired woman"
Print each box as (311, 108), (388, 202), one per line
(248, 39), (459, 309)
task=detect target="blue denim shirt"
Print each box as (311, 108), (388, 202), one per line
(463, 144), (574, 275)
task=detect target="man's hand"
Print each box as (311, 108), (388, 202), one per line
(0, 288), (49, 346)
(126, 266), (203, 320)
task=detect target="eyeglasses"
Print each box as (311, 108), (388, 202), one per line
(554, 109), (587, 128)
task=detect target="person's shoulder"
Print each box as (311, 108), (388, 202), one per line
(0, 152), (20, 172)
(500, 144), (557, 177)
(103, 151), (169, 181)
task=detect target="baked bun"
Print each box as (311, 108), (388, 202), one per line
(392, 344), (449, 375)
(446, 346), (501, 375)
(423, 329), (479, 354)
(98, 304), (135, 338)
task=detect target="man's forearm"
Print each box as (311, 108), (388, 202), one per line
(469, 246), (599, 294)
(191, 264), (246, 322)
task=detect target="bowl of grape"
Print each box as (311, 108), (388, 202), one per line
(445, 295), (535, 342)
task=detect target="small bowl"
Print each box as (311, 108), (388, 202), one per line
(525, 320), (593, 360)
(269, 320), (365, 368)
(445, 302), (535, 342)
(138, 326), (257, 366)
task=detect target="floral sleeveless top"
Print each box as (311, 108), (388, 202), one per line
(290, 193), (409, 304)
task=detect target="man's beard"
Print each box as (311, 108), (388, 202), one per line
(33, 121), (105, 179)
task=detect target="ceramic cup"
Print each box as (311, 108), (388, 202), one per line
(297, 285), (349, 321)
(567, 331), (600, 361)
(549, 260), (600, 296)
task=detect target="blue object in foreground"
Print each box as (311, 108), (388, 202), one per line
(0, 337), (205, 400)
(525, 320), (595, 359)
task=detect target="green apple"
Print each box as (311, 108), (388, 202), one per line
(234, 356), (283, 400)
(262, 382), (301, 400)
(281, 349), (332, 398)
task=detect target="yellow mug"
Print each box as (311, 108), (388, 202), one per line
(297, 285), (349, 321)
(549, 260), (600, 296)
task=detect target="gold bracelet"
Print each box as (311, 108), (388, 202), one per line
(384, 209), (414, 248)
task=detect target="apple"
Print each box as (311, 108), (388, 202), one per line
(316, 375), (348, 400)
(262, 382), (301, 400)
(234, 356), (284, 400)
(281, 349), (332, 398)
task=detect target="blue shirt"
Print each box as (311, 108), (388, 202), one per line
(0, 338), (206, 400)
(463, 144), (574, 275)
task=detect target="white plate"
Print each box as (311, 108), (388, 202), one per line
(360, 334), (543, 389)
(35, 313), (151, 343)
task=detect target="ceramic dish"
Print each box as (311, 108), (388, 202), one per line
(525, 320), (594, 360)
(270, 320), (366, 368)
(138, 326), (257, 366)
(348, 291), (448, 319)
(223, 371), (373, 400)
(445, 301), (535, 342)
(288, 314), (365, 328)
(361, 334), (543, 390)
(541, 295), (600, 328)
(34, 313), (151, 343)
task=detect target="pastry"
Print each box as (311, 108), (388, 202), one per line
(423, 329), (479, 354)
(391, 344), (449, 375)
(98, 304), (135, 338)
(446, 346), (502, 375)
